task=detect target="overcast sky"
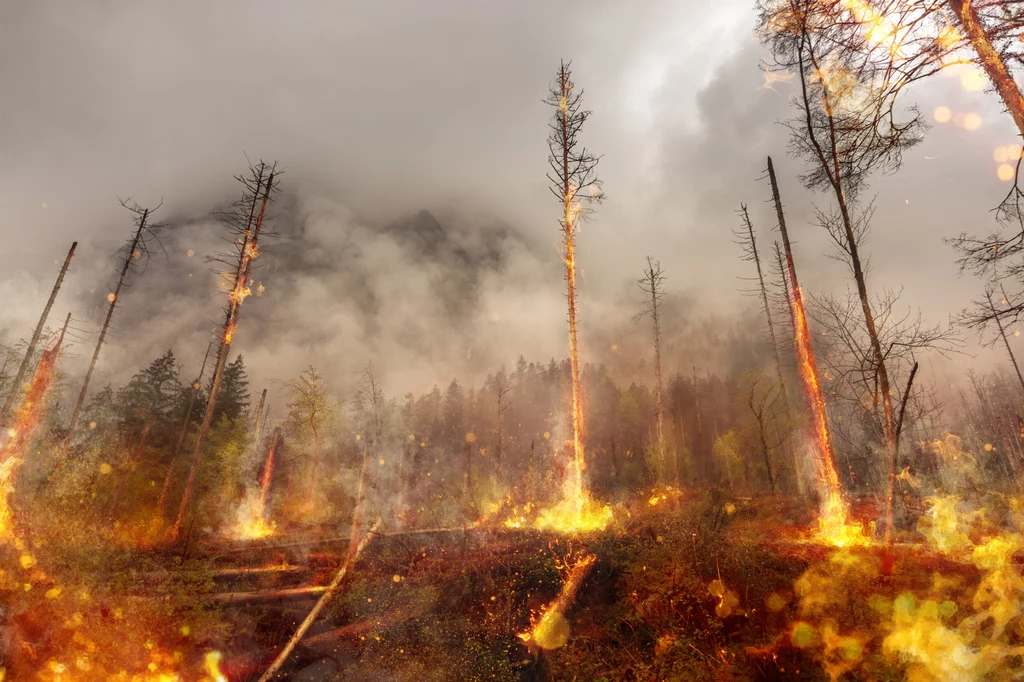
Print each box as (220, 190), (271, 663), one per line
(0, 1), (1018, 400)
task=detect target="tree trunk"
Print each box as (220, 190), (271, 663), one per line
(742, 207), (801, 494)
(1, 241), (76, 424)
(170, 168), (274, 542)
(948, 0), (1024, 141)
(67, 209), (152, 442)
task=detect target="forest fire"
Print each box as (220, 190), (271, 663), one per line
(10, 3), (1024, 679)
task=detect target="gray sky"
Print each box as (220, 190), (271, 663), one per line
(0, 1), (1017, 399)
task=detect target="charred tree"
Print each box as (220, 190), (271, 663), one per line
(735, 206), (801, 493)
(66, 202), (166, 443)
(1, 241), (76, 424)
(496, 378), (512, 489)
(545, 60), (604, 503)
(170, 161), (277, 542)
(636, 257), (672, 485)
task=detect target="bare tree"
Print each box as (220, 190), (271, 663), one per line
(170, 161), (277, 542)
(636, 257), (673, 485)
(744, 370), (788, 493)
(735, 206), (800, 493)
(279, 366), (340, 498)
(66, 202), (167, 442)
(1, 242), (76, 425)
(545, 60), (604, 503)
(759, 0), (945, 572)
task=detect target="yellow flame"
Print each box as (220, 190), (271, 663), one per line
(815, 490), (870, 548)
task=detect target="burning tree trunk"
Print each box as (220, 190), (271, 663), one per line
(154, 341), (213, 528)
(2, 315), (69, 463)
(948, 0), (1024, 142)
(637, 257), (672, 484)
(1, 242), (76, 425)
(518, 552), (596, 654)
(67, 203), (165, 442)
(767, 157), (856, 542)
(170, 162), (276, 542)
(545, 60), (604, 509)
(736, 206), (802, 494)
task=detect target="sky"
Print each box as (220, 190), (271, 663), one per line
(0, 0), (1019, 403)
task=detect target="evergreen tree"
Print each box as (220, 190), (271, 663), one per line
(212, 354), (250, 424)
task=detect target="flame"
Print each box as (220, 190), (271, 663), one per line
(918, 495), (973, 555)
(228, 434), (279, 540)
(785, 281), (856, 544)
(223, 322), (237, 345)
(202, 650), (227, 682)
(1, 343), (60, 462)
(0, 458), (20, 544)
(518, 553), (595, 651)
(816, 489), (870, 548)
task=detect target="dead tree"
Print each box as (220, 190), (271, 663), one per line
(735, 207), (801, 493)
(66, 202), (166, 442)
(1, 241), (77, 424)
(278, 366), (339, 499)
(635, 257), (672, 485)
(252, 388), (268, 448)
(496, 378), (512, 488)
(170, 161), (277, 542)
(545, 60), (604, 500)
(759, 0), (943, 573)
(745, 371), (787, 493)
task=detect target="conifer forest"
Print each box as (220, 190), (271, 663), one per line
(8, 1), (1024, 680)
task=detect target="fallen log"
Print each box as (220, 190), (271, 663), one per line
(301, 603), (427, 650)
(210, 586), (328, 605)
(255, 520), (380, 682)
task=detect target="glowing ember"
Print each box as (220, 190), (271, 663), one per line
(518, 553), (596, 652)
(0, 458), (19, 544)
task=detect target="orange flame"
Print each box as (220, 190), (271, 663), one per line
(788, 284), (863, 545)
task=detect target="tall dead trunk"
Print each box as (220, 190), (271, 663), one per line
(67, 208), (155, 442)
(252, 388), (268, 448)
(170, 166), (275, 542)
(738, 207), (801, 493)
(638, 257), (670, 485)
(2, 242), (76, 424)
(948, 0), (1024, 141)
(545, 61), (603, 505)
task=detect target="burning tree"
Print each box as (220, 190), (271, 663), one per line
(758, 0), (946, 567)
(0, 241), (76, 426)
(734, 206), (800, 493)
(66, 201), (166, 443)
(543, 60), (606, 525)
(169, 160), (277, 542)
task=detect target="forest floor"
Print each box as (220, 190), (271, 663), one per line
(0, 488), (1006, 681)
